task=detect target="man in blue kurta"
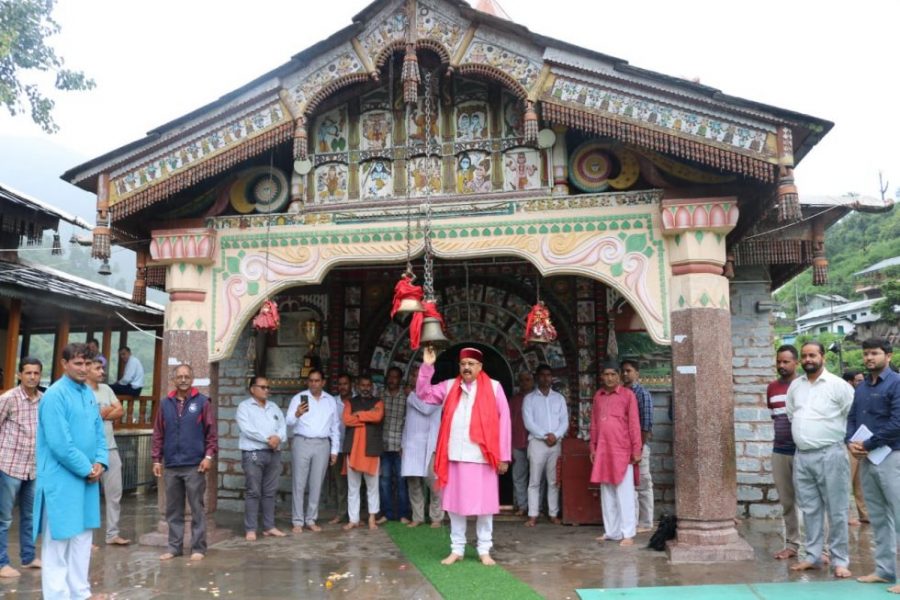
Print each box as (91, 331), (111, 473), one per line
(34, 342), (108, 599)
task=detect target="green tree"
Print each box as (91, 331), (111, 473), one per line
(0, 0), (94, 133)
(873, 280), (900, 327)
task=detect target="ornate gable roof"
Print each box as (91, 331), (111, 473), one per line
(62, 0), (831, 222)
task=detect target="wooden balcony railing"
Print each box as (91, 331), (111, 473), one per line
(114, 395), (157, 430)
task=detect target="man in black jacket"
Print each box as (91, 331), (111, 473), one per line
(342, 374), (384, 530)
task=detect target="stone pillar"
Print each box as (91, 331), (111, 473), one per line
(140, 228), (231, 548)
(660, 197), (754, 562)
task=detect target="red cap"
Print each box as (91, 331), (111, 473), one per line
(459, 347), (483, 362)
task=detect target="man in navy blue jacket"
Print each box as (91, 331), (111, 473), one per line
(152, 364), (218, 561)
(846, 338), (900, 592)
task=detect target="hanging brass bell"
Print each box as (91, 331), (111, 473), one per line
(524, 328), (553, 345)
(419, 316), (449, 347)
(396, 297), (426, 314)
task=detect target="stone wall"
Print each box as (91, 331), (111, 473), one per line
(215, 326), (293, 513)
(729, 266), (779, 518)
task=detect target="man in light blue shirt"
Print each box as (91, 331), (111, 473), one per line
(523, 364), (569, 527)
(237, 376), (287, 540)
(285, 369), (340, 533)
(110, 347), (144, 397)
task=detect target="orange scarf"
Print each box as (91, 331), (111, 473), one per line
(433, 371), (500, 489)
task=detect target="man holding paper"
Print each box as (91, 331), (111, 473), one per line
(786, 341), (854, 578)
(846, 338), (900, 592)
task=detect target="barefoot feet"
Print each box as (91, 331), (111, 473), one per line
(790, 561), (819, 572)
(619, 538), (634, 547)
(479, 553), (496, 566)
(524, 517), (537, 528)
(774, 548), (798, 560)
(858, 573), (891, 584)
(368, 515), (379, 530)
(441, 553), (463, 565)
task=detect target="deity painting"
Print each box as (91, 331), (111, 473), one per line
(503, 96), (525, 138)
(315, 107), (348, 153)
(455, 102), (488, 142)
(360, 160), (393, 199)
(360, 110), (392, 151)
(504, 149), (540, 191)
(576, 300), (595, 323)
(315, 163), (348, 203)
(407, 156), (442, 197)
(456, 151), (492, 194)
(407, 100), (440, 147)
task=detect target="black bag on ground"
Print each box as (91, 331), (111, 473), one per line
(647, 513), (677, 551)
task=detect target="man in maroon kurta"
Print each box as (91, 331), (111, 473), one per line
(590, 362), (642, 546)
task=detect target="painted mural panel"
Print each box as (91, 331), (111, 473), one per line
(416, 2), (465, 53)
(503, 94), (525, 138)
(315, 107), (348, 154)
(456, 151), (491, 194)
(503, 148), (541, 191)
(407, 98), (440, 148)
(315, 163), (349, 203)
(455, 102), (489, 142)
(360, 110), (393, 151)
(407, 156), (442, 197)
(360, 160), (393, 200)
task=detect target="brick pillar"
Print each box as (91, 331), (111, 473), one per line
(660, 198), (754, 562)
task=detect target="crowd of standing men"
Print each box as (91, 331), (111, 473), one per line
(767, 337), (900, 592)
(0, 338), (660, 598)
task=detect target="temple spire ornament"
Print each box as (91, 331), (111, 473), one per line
(293, 117), (308, 160)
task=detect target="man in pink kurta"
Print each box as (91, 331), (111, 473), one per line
(417, 346), (511, 566)
(590, 362), (642, 546)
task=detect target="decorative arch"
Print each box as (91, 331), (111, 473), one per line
(455, 63), (529, 99)
(198, 190), (671, 362)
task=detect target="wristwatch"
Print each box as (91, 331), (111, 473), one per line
(204, 455), (213, 461)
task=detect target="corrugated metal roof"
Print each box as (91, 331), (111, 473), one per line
(0, 261), (163, 317)
(796, 298), (879, 323)
(854, 256), (900, 277)
(0, 182), (93, 230)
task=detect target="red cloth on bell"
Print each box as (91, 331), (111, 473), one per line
(390, 275), (424, 318)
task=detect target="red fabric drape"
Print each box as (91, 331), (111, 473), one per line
(390, 275), (424, 318)
(433, 371), (501, 489)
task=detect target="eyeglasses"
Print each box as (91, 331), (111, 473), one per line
(253, 384), (270, 389)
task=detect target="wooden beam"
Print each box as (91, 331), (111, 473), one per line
(51, 311), (71, 382)
(117, 329), (128, 381)
(152, 328), (163, 400)
(2, 299), (22, 391)
(102, 322), (112, 365)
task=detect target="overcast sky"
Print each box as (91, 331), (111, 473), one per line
(2, 0), (898, 201)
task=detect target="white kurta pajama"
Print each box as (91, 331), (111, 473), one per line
(401, 391), (444, 523)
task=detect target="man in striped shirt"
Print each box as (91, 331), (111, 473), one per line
(767, 344), (800, 560)
(0, 357), (43, 578)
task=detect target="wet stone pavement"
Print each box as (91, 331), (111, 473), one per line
(0, 492), (880, 599)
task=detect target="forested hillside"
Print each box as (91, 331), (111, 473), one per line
(775, 206), (900, 318)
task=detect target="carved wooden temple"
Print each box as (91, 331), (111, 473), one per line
(62, 0), (847, 561)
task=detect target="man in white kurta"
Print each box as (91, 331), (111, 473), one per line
(417, 347), (511, 566)
(522, 364), (569, 527)
(786, 341), (854, 578)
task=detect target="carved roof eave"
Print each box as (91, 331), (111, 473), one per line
(540, 49), (832, 167)
(61, 21), (366, 194)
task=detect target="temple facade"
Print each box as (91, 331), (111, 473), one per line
(63, 0), (844, 561)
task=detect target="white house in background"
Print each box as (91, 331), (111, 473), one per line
(806, 293), (849, 312)
(795, 297), (880, 335)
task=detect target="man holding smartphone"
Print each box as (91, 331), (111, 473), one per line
(286, 369), (340, 533)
